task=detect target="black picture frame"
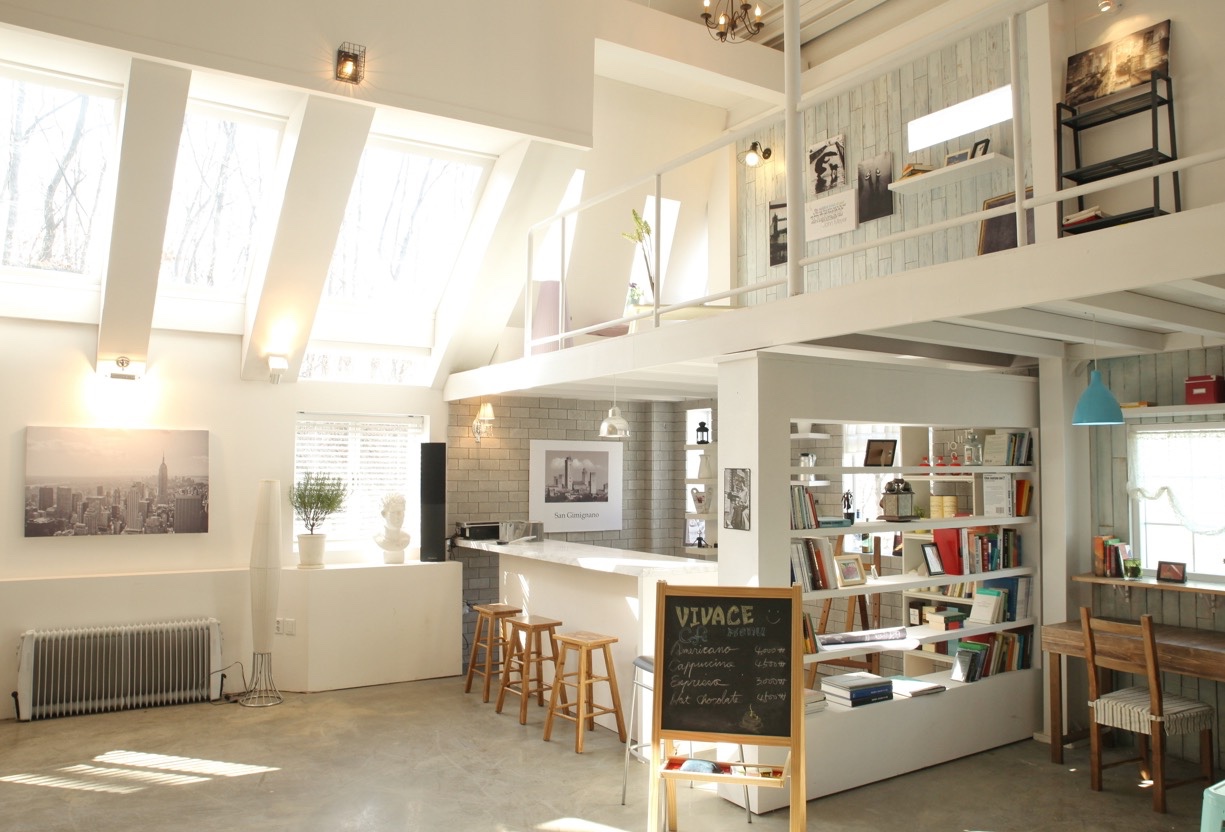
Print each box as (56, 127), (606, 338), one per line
(1156, 560), (1187, 583)
(864, 439), (897, 467)
(943, 149), (970, 167)
(922, 543), (945, 576)
(971, 138), (991, 158)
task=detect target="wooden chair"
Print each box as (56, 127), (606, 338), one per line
(1079, 607), (1216, 813)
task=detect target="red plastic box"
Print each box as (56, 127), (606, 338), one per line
(1185, 375), (1225, 405)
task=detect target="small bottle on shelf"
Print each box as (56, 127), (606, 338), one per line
(963, 431), (983, 466)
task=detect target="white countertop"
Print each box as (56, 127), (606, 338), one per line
(460, 539), (718, 578)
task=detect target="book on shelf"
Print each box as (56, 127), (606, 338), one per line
(907, 599), (927, 626)
(808, 538), (833, 591)
(932, 527), (963, 575)
(968, 587), (1006, 624)
(819, 671), (887, 692)
(815, 625), (907, 648)
(1062, 205), (1107, 226)
(898, 162), (934, 180)
(889, 676), (946, 697)
(1120, 400), (1156, 408)
(1014, 478), (1034, 517)
(803, 687), (827, 713)
(982, 431), (1032, 466)
(824, 688), (893, 707)
(790, 541), (816, 591)
(982, 473), (1014, 517)
(982, 433), (1010, 466)
(816, 516), (852, 527)
(981, 576), (1032, 621)
(950, 649), (976, 682)
(925, 609), (967, 631)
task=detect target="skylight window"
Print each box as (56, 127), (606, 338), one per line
(0, 69), (118, 277)
(158, 103), (282, 296)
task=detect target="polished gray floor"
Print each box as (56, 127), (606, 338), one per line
(0, 676), (1211, 831)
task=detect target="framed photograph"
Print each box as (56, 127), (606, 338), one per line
(529, 439), (623, 533)
(863, 439), (897, 467)
(1065, 20), (1169, 108)
(833, 554), (867, 588)
(922, 543), (945, 577)
(1156, 560), (1187, 583)
(971, 138), (991, 158)
(767, 201), (787, 267)
(856, 150), (894, 224)
(808, 134), (846, 196)
(978, 188), (1035, 256)
(723, 467), (750, 531)
(944, 149), (970, 166)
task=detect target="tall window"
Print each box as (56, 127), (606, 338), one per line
(158, 103), (282, 295)
(293, 416), (426, 548)
(1128, 424), (1225, 576)
(0, 70), (118, 276)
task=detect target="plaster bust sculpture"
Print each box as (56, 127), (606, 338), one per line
(374, 493), (411, 563)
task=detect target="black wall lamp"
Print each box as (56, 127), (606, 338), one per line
(738, 141), (772, 167)
(336, 43), (366, 84)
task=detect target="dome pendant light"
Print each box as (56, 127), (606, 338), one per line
(1072, 315), (1123, 426)
(598, 377), (631, 439)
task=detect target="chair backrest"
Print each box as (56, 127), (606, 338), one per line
(1078, 606), (1164, 717)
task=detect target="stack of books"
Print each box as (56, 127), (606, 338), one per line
(898, 162), (934, 181)
(803, 687), (827, 714)
(925, 608), (967, 631)
(1062, 205), (1108, 228)
(820, 671), (893, 708)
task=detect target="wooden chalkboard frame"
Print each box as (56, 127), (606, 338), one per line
(647, 583), (806, 831)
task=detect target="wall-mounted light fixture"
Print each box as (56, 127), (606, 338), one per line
(738, 141), (772, 167)
(1098, 0), (1120, 13)
(98, 356), (145, 381)
(267, 354), (289, 385)
(700, 0), (763, 43)
(336, 42), (366, 84)
(471, 402), (495, 445)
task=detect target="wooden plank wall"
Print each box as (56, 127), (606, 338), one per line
(1091, 347), (1225, 764)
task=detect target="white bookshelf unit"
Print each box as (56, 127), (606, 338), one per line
(714, 351), (1042, 814)
(684, 441), (717, 558)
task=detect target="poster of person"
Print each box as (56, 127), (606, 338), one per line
(25, 426), (210, 538)
(723, 467), (750, 531)
(808, 135), (846, 196)
(857, 150), (894, 224)
(529, 439), (623, 532)
(1064, 19), (1170, 108)
(768, 202), (787, 267)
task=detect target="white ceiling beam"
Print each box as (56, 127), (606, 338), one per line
(1069, 292), (1225, 339)
(96, 59), (190, 369)
(1173, 275), (1225, 303)
(876, 321), (1067, 358)
(240, 96), (374, 383)
(947, 308), (1163, 351)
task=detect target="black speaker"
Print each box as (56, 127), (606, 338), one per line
(420, 442), (447, 561)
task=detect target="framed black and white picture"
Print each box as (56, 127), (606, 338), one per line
(723, 467), (750, 531)
(808, 135), (846, 196)
(1064, 20), (1170, 108)
(768, 201), (787, 267)
(529, 439), (623, 533)
(857, 150), (894, 224)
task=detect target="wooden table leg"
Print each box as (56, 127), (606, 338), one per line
(1049, 650), (1064, 764)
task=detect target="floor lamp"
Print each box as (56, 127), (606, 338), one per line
(241, 478), (283, 706)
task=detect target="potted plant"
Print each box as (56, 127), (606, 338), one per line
(621, 208), (655, 302)
(289, 472), (348, 569)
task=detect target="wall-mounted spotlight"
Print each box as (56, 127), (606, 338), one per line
(737, 141), (772, 167)
(471, 402), (495, 445)
(336, 42), (366, 84)
(1098, 0), (1120, 12)
(98, 356), (145, 381)
(267, 354), (289, 385)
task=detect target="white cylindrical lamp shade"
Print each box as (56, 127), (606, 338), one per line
(249, 478), (282, 654)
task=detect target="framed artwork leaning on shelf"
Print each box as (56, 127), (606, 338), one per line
(922, 543), (945, 576)
(978, 188), (1035, 255)
(833, 554), (867, 588)
(864, 439), (896, 466)
(1156, 560), (1187, 583)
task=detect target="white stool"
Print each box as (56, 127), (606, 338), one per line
(1202, 779), (1225, 832)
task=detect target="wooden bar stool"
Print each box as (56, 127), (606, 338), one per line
(544, 630), (627, 753)
(464, 603), (522, 703)
(496, 614), (562, 724)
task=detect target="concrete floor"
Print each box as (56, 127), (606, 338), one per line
(0, 676), (1211, 831)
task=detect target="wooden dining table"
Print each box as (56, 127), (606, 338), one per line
(1041, 617), (1225, 763)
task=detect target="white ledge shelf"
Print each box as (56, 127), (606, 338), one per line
(1120, 403), (1225, 420)
(888, 152), (1013, 195)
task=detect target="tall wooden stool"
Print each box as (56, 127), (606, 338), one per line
(544, 630), (627, 753)
(496, 614), (562, 724)
(464, 603), (522, 703)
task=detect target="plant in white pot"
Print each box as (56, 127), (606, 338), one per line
(289, 472), (348, 569)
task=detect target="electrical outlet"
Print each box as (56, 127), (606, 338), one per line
(285, 618), (296, 636)
(275, 617), (283, 634)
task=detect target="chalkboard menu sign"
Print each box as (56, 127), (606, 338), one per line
(656, 586), (796, 741)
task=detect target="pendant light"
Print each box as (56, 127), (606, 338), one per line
(1072, 315), (1124, 426)
(598, 377), (631, 439)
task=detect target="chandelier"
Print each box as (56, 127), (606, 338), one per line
(700, 0), (763, 44)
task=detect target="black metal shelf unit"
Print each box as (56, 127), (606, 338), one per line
(1056, 70), (1179, 236)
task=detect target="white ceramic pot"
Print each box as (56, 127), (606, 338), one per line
(298, 533), (326, 569)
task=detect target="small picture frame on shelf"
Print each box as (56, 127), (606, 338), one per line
(944, 148), (971, 166)
(833, 554), (867, 587)
(864, 439), (897, 466)
(971, 138), (991, 158)
(1156, 560), (1187, 583)
(922, 543), (945, 577)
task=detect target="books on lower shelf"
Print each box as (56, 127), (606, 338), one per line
(982, 430), (1032, 466)
(951, 629), (1033, 681)
(820, 672), (893, 707)
(968, 587), (1006, 624)
(804, 688), (827, 714)
(791, 538), (834, 592)
(933, 526), (1022, 575)
(889, 676), (946, 697)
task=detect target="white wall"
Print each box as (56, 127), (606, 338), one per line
(0, 318), (449, 714)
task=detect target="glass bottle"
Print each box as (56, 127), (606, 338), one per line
(963, 431), (983, 466)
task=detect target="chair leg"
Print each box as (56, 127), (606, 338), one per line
(1137, 733), (1152, 782)
(575, 647), (589, 753)
(603, 644), (627, 743)
(543, 643), (568, 744)
(1151, 728), (1166, 814)
(1202, 729), (1215, 784)
(1088, 710), (1104, 792)
(464, 614), (487, 693)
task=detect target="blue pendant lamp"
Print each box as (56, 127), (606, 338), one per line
(1072, 315), (1124, 426)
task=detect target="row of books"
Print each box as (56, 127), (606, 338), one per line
(1092, 535), (1132, 578)
(1062, 205), (1110, 228)
(930, 526), (1022, 576)
(950, 629), (1032, 682)
(790, 538), (833, 592)
(910, 577), (1032, 628)
(789, 484), (848, 531)
(982, 430), (1032, 466)
(981, 474), (1035, 518)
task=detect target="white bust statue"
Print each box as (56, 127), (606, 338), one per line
(374, 493), (411, 563)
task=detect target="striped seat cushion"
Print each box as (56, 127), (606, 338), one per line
(1091, 686), (1216, 735)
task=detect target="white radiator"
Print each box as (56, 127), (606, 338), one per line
(15, 618), (222, 721)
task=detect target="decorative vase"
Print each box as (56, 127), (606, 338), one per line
(298, 533), (326, 569)
(696, 451), (713, 480)
(691, 487), (707, 514)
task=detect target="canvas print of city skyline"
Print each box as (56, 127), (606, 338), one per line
(25, 426), (210, 538)
(529, 439), (623, 533)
